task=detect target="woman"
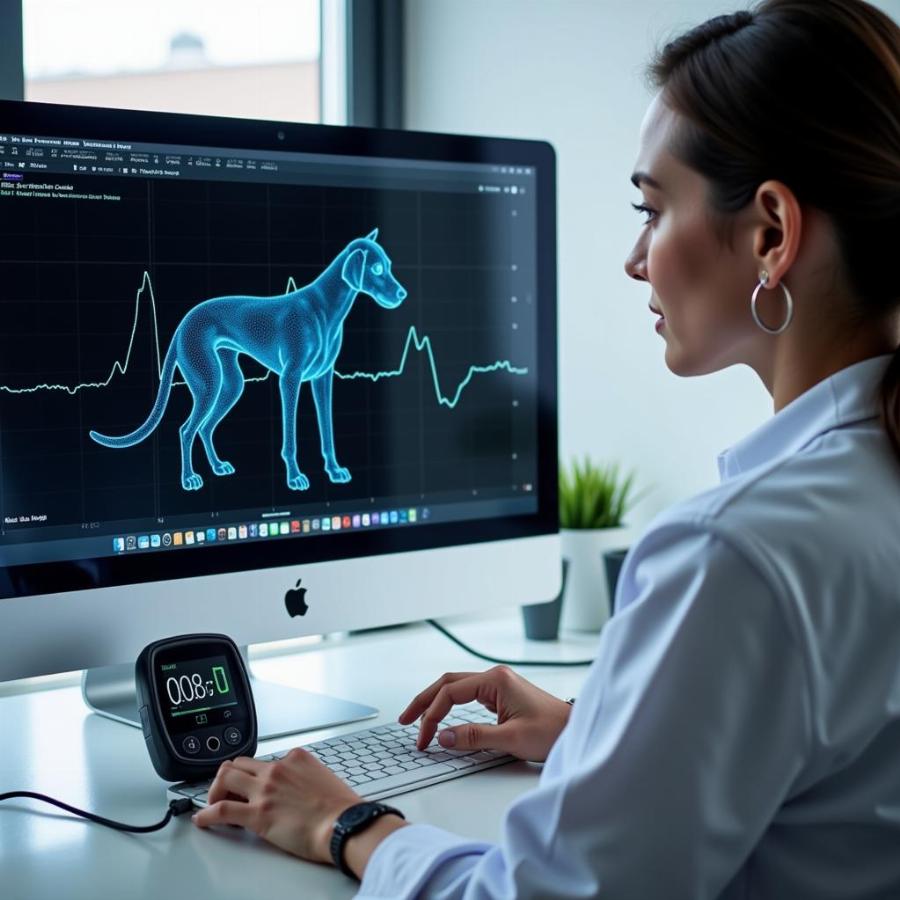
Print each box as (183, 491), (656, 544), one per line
(193, 1), (900, 896)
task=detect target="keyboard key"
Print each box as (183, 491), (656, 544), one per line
(352, 762), (457, 794)
(408, 750), (434, 760)
(465, 751), (500, 763)
(181, 785), (210, 798)
(445, 757), (478, 770)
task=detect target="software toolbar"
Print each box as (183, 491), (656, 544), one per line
(0, 132), (535, 194)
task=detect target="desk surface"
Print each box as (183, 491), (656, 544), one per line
(0, 613), (597, 900)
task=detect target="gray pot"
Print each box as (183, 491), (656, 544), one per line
(521, 559), (568, 641)
(603, 547), (629, 616)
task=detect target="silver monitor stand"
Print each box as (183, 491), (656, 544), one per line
(81, 646), (378, 740)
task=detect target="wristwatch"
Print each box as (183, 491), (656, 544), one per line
(330, 800), (406, 878)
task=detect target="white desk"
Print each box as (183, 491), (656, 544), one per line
(0, 613), (597, 900)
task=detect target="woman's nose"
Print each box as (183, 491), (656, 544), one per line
(624, 242), (648, 283)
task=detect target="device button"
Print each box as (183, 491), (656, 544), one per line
(139, 705), (151, 737)
(206, 736), (222, 753)
(183, 735), (201, 755)
(223, 726), (243, 747)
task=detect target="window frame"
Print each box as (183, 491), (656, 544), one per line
(0, 1), (24, 101)
(345, 0), (404, 128)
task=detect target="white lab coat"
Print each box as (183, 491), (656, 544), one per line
(359, 355), (900, 899)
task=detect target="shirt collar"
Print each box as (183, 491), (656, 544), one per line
(717, 355), (891, 482)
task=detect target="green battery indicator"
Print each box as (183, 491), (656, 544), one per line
(212, 666), (229, 694)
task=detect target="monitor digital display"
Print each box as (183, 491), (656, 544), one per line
(155, 653), (241, 736)
(0, 102), (556, 602)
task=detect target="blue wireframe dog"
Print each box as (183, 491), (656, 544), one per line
(89, 229), (407, 491)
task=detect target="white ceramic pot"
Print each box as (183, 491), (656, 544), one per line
(559, 527), (629, 632)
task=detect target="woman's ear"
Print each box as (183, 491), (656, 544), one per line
(752, 180), (802, 287)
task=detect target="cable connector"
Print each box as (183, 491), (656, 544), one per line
(169, 797), (195, 817)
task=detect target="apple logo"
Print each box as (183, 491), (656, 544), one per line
(284, 578), (309, 617)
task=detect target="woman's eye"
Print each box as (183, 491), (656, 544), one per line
(631, 202), (657, 225)
(372, 262), (384, 276)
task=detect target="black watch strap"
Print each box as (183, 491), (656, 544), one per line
(330, 801), (405, 879)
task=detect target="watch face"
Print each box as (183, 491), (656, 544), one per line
(343, 803), (375, 829)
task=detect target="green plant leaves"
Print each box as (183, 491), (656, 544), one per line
(559, 456), (638, 529)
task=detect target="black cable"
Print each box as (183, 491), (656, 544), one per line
(0, 792), (194, 833)
(427, 619), (595, 667)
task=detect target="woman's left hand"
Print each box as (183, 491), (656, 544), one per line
(192, 749), (362, 863)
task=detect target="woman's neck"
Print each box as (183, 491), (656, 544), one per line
(766, 315), (900, 412)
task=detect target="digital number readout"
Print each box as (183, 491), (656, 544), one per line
(159, 655), (233, 710)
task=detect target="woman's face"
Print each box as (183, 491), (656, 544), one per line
(624, 95), (762, 376)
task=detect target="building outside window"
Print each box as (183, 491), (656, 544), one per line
(22, 0), (322, 123)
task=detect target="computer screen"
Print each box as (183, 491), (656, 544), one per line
(0, 100), (558, 686)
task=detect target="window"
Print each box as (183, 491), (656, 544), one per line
(22, 0), (322, 123)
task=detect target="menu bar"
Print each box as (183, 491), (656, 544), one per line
(0, 132), (536, 185)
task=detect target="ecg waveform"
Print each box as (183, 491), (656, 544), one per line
(0, 271), (528, 408)
(334, 330), (527, 410)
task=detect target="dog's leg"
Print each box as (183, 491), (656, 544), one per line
(179, 398), (214, 491)
(178, 350), (223, 491)
(311, 370), (351, 483)
(198, 349), (243, 476)
(279, 371), (309, 490)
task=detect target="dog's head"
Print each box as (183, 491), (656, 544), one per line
(341, 229), (407, 308)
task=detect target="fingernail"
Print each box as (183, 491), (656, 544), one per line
(438, 729), (456, 747)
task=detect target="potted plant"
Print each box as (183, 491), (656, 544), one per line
(559, 457), (638, 631)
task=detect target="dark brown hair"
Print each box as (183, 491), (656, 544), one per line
(648, 0), (900, 460)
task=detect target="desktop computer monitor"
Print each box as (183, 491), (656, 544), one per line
(0, 99), (559, 736)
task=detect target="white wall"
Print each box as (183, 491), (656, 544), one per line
(404, 0), (900, 530)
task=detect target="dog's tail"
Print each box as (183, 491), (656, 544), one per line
(89, 334), (179, 449)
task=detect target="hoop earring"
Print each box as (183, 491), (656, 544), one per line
(751, 271), (794, 335)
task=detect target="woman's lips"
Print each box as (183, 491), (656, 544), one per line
(649, 303), (665, 332)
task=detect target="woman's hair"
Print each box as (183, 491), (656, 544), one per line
(648, 0), (900, 460)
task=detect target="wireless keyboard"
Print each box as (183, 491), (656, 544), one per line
(168, 703), (514, 806)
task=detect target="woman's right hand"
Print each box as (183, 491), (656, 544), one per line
(398, 666), (572, 762)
